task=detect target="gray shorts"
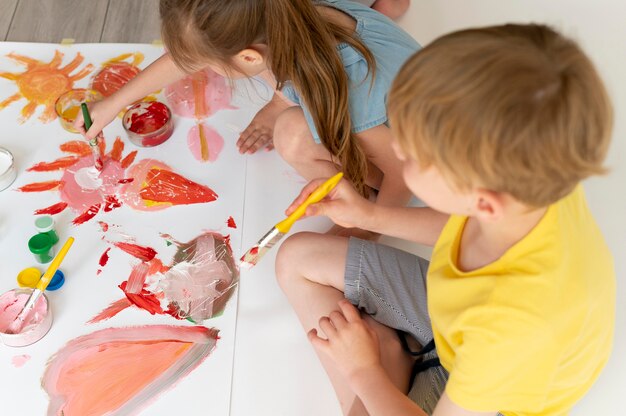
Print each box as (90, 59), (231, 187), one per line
(344, 238), (448, 414)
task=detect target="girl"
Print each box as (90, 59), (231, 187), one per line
(354, 0), (411, 19)
(77, 0), (420, 234)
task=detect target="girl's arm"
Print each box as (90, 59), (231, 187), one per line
(356, 124), (412, 208)
(75, 53), (186, 140)
(287, 178), (448, 246)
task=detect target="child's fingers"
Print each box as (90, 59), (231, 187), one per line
(329, 310), (348, 329)
(307, 328), (329, 352)
(318, 316), (337, 338)
(338, 299), (361, 323)
(285, 179), (327, 215)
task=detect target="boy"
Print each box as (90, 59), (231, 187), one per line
(275, 24), (615, 415)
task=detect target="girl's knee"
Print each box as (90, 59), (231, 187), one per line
(273, 108), (309, 161)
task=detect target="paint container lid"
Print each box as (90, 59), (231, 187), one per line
(46, 270), (65, 291)
(35, 215), (55, 233)
(17, 267), (42, 288)
(0, 147), (17, 192)
(28, 233), (54, 254)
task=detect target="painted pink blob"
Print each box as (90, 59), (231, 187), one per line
(165, 69), (236, 119)
(12, 354), (31, 368)
(42, 325), (219, 416)
(59, 156), (125, 212)
(187, 123), (224, 162)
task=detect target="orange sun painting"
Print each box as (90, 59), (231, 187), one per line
(0, 50), (93, 123)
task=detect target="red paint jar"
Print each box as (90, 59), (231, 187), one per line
(122, 101), (174, 147)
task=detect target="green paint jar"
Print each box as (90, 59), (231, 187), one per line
(34, 215), (59, 245)
(28, 233), (55, 264)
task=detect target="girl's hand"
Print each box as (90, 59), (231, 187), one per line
(285, 178), (374, 230)
(308, 300), (382, 382)
(237, 94), (290, 154)
(73, 98), (122, 141)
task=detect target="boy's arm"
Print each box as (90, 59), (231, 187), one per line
(287, 179), (448, 246)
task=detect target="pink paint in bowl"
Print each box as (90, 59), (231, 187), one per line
(0, 289), (52, 347)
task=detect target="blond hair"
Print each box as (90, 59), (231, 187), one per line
(389, 24), (613, 206)
(160, 0), (376, 196)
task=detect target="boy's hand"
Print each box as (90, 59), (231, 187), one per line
(308, 300), (382, 383)
(286, 178), (374, 230)
(73, 98), (121, 141)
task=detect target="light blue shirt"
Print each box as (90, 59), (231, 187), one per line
(282, 0), (420, 142)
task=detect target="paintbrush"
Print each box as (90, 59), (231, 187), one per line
(7, 237), (74, 334)
(81, 103), (104, 171)
(240, 172), (343, 269)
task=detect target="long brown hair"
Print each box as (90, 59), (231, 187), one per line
(160, 0), (376, 195)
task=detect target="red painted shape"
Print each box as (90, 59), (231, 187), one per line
(34, 202), (68, 215)
(120, 151), (137, 169)
(87, 297), (133, 324)
(249, 246), (259, 255)
(109, 137), (124, 162)
(60, 141), (91, 156)
(99, 248), (111, 267)
(113, 242), (157, 262)
(139, 168), (218, 204)
(27, 156), (79, 172)
(72, 203), (101, 225)
(118, 178), (134, 184)
(98, 221), (109, 232)
(128, 102), (169, 134)
(92, 62), (141, 97)
(103, 195), (122, 212)
(119, 281), (164, 315)
(18, 180), (62, 192)
(226, 216), (237, 229)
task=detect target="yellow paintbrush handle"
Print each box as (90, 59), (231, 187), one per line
(275, 172), (343, 233)
(36, 237), (74, 291)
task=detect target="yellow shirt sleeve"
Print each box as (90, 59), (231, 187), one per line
(445, 305), (561, 413)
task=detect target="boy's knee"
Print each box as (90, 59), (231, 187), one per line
(275, 232), (316, 289)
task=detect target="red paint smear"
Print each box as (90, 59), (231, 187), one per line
(34, 201), (68, 215)
(87, 297), (132, 324)
(109, 137), (124, 162)
(72, 203), (101, 225)
(92, 62), (141, 97)
(60, 141), (91, 156)
(27, 156), (79, 172)
(99, 248), (111, 267)
(118, 178), (134, 184)
(120, 150), (137, 169)
(128, 102), (169, 134)
(97, 270), (102, 275)
(249, 246), (259, 255)
(139, 168), (218, 204)
(18, 180), (62, 192)
(113, 242), (157, 262)
(119, 281), (164, 315)
(103, 195), (122, 212)
(226, 216), (237, 229)
(98, 221), (109, 232)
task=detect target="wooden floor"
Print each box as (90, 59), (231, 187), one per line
(0, 0), (161, 43)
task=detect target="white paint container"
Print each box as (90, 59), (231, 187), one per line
(0, 288), (53, 347)
(0, 147), (17, 191)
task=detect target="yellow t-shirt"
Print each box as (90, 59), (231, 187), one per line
(428, 186), (615, 415)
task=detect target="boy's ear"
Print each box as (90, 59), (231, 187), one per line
(473, 189), (505, 221)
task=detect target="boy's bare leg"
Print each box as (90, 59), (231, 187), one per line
(276, 232), (413, 415)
